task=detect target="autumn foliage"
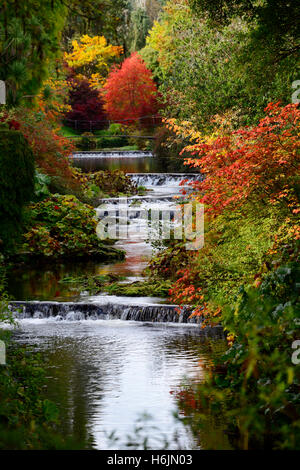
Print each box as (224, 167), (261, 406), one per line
(163, 103), (300, 323)
(170, 103), (300, 214)
(64, 35), (123, 88)
(66, 77), (107, 131)
(16, 109), (76, 187)
(103, 52), (160, 126)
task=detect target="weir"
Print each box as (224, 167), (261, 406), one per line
(129, 173), (201, 187)
(9, 300), (220, 327)
(72, 150), (153, 159)
(8, 152), (206, 325)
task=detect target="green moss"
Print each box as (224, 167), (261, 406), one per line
(106, 280), (172, 297)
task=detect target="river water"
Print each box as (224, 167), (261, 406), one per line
(8, 151), (228, 450)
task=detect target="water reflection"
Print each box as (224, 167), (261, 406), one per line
(72, 156), (158, 173)
(13, 320), (226, 449)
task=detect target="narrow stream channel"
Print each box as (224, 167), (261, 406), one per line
(7, 151), (228, 450)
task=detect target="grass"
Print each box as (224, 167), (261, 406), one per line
(59, 125), (81, 137)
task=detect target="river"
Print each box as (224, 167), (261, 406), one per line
(7, 151), (228, 450)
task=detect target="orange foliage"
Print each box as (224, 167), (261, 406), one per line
(16, 108), (76, 187)
(167, 103), (300, 214)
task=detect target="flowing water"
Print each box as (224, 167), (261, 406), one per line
(7, 151), (228, 450)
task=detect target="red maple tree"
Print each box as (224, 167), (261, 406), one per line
(181, 102), (300, 214)
(103, 52), (160, 126)
(66, 77), (108, 131)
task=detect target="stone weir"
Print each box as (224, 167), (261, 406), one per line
(9, 301), (223, 331)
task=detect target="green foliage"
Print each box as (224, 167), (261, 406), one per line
(77, 132), (97, 151)
(0, 2), (67, 106)
(62, 0), (131, 54)
(129, 7), (152, 52)
(60, 273), (125, 295)
(143, 0), (299, 128)
(106, 279), (172, 297)
(60, 273), (171, 297)
(74, 168), (138, 202)
(19, 194), (124, 260)
(154, 125), (194, 172)
(0, 130), (35, 252)
(33, 170), (51, 202)
(97, 135), (129, 149)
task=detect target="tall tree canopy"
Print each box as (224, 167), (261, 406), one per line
(103, 52), (160, 126)
(64, 35), (123, 88)
(190, 0), (300, 58)
(141, 0), (299, 128)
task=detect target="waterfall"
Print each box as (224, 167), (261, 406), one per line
(72, 151), (153, 159)
(129, 173), (201, 187)
(9, 301), (223, 333)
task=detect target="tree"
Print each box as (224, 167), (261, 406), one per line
(0, 1), (67, 106)
(0, 129), (35, 251)
(129, 8), (152, 52)
(190, 0), (300, 40)
(66, 77), (107, 131)
(141, 0), (299, 128)
(168, 102), (300, 214)
(61, 0), (131, 55)
(189, 1), (300, 80)
(64, 35), (123, 88)
(103, 52), (160, 126)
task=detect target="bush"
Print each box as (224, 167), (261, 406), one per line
(19, 194), (124, 260)
(74, 169), (138, 199)
(97, 135), (128, 149)
(94, 124), (129, 149)
(0, 130), (35, 252)
(77, 132), (97, 151)
(176, 263), (300, 449)
(16, 108), (76, 191)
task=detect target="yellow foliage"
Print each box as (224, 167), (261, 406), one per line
(64, 35), (123, 86)
(37, 78), (71, 124)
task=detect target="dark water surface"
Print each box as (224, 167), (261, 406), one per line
(71, 151), (157, 173)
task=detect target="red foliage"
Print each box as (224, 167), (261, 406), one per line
(182, 103), (300, 214)
(66, 77), (107, 131)
(16, 108), (76, 187)
(0, 113), (21, 130)
(103, 52), (160, 127)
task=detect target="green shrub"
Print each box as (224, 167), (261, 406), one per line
(19, 194), (124, 260)
(77, 132), (97, 151)
(74, 169), (138, 200)
(0, 130), (35, 252)
(97, 135), (129, 149)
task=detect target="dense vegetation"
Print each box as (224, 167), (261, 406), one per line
(0, 130), (34, 252)
(0, 0), (299, 451)
(139, 0), (300, 450)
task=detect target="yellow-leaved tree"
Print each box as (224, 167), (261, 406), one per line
(64, 35), (123, 88)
